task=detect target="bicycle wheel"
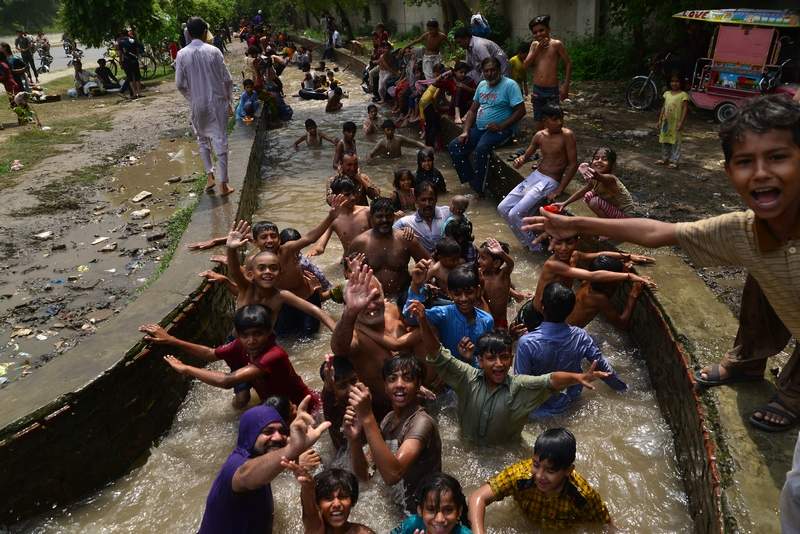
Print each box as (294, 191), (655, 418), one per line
(109, 60), (118, 77)
(625, 77), (657, 110)
(139, 54), (157, 79)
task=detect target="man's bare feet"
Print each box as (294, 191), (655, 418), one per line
(205, 173), (216, 191)
(220, 183), (235, 196)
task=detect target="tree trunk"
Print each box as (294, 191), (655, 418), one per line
(333, 1), (355, 40)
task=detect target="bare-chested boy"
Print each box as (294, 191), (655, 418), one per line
(348, 197), (430, 301)
(404, 19), (448, 79)
(367, 119), (426, 160)
(309, 176), (371, 257)
(327, 153), (381, 206)
(528, 235), (655, 329)
(523, 14), (572, 131)
(567, 254), (644, 330)
(498, 104), (576, 251)
(221, 220), (336, 332)
(330, 261), (413, 420)
(294, 118), (337, 150)
(477, 238), (519, 329)
(333, 121), (358, 170)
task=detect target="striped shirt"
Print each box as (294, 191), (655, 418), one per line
(675, 210), (800, 338)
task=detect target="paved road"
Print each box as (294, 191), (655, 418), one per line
(0, 33), (104, 80)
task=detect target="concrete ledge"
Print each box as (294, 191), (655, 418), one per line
(294, 36), (794, 533)
(0, 112), (269, 523)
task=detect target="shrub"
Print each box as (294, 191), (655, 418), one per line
(566, 34), (638, 81)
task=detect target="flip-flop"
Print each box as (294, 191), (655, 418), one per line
(694, 364), (762, 387)
(749, 397), (798, 432)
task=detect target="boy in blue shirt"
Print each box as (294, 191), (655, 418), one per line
(404, 262), (493, 364)
(236, 78), (260, 121)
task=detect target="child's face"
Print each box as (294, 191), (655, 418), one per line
(383, 127), (395, 139)
(307, 126), (318, 136)
(451, 286), (479, 315)
(532, 454), (572, 494)
(399, 174), (413, 190)
(478, 349), (513, 386)
(333, 373), (357, 404)
(477, 249), (498, 272)
(343, 130), (355, 141)
(318, 489), (353, 528)
(543, 115), (563, 133)
(368, 108), (378, 119)
(255, 229), (280, 252)
(384, 368), (420, 409)
(419, 490), (461, 534)
(247, 252), (280, 288)
(449, 202), (466, 217)
(550, 236), (578, 262)
(591, 151), (611, 173)
(237, 326), (273, 357)
(439, 254), (462, 270)
(454, 68), (467, 81)
(670, 77), (681, 91)
(725, 128), (800, 222)
(244, 84), (254, 93)
(531, 24), (550, 41)
(420, 157), (434, 171)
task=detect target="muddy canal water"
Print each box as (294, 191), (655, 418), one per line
(25, 66), (691, 532)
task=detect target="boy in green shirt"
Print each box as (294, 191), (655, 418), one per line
(410, 300), (610, 444)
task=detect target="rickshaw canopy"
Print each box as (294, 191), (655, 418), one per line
(672, 9), (799, 28)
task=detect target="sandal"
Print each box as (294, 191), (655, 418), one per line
(693, 364), (762, 387)
(749, 397), (798, 432)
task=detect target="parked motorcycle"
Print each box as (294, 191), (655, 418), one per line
(36, 45), (53, 74)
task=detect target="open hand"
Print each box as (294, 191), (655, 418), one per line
(629, 254), (656, 264)
(188, 238), (222, 251)
(226, 220), (251, 250)
(199, 270), (228, 284)
(578, 361), (611, 389)
(298, 448), (321, 471)
(139, 323), (172, 344)
(343, 263), (380, 314)
(635, 275), (658, 291)
(280, 457), (314, 486)
(289, 395), (332, 455)
(509, 321), (527, 340)
(485, 238), (504, 256)
(400, 227), (416, 242)
(163, 354), (187, 374)
(521, 208), (579, 240)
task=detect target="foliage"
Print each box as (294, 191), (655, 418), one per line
(566, 34), (638, 81)
(0, 0), (61, 33)
(60, 0), (172, 47)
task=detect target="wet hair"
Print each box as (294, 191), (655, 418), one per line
(450, 195), (469, 211)
(479, 240), (510, 261)
(342, 121), (357, 133)
(481, 56), (501, 71)
(318, 355), (357, 382)
(435, 237), (462, 259)
(370, 196), (395, 215)
(453, 27), (471, 40)
(453, 60), (469, 73)
(233, 304), (273, 333)
(414, 472), (471, 528)
(534, 428), (576, 470)
(417, 147), (435, 168)
(444, 218), (474, 252)
(541, 282), (576, 323)
(426, 19), (439, 28)
(588, 255), (625, 292)
(243, 78), (254, 88)
(305, 118), (317, 129)
(393, 169), (414, 190)
(367, 103), (378, 113)
(252, 221), (279, 239)
(187, 16), (208, 39)
(331, 175), (357, 194)
(314, 468), (360, 505)
(279, 228), (301, 243)
(541, 104), (564, 119)
(262, 396), (291, 422)
(414, 179), (437, 198)
(592, 146), (617, 171)
(718, 95), (800, 163)
(382, 354), (422, 384)
(448, 264), (480, 291)
(381, 118), (396, 130)
(529, 14), (551, 29)
(515, 299), (543, 332)
(475, 329), (512, 358)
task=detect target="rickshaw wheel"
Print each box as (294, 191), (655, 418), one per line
(714, 102), (737, 123)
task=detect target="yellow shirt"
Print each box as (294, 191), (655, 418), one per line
(488, 459), (611, 529)
(659, 90), (689, 144)
(509, 55), (527, 85)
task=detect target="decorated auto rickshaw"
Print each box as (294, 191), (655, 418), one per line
(674, 9), (799, 122)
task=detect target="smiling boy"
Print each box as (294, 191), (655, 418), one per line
(523, 95), (800, 432)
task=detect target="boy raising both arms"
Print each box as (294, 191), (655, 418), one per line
(403, 19), (448, 79)
(468, 428), (612, 533)
(523, 15), (572, 132)
(295, 118), (338, 150)
(498, 105), (576, 251)
(524, 95), (800, 432)
(368, 119), (426, 160)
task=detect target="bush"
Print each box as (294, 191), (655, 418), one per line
(566, 34), (638, 81)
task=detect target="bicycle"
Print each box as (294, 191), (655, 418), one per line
(625, 52), (673, 111)
(104, 44), (120, 77)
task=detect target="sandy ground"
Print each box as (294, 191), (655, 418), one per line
(0, 41), (247, 385)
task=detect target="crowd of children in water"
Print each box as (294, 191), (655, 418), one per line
(141, 12), (800, 533)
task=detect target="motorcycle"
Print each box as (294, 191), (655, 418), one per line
(66, 48), (84, 68)
(36, 45), (53, 74)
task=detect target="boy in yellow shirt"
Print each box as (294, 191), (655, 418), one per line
(509, 42), (529, 96)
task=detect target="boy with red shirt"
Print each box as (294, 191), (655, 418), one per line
(139, 304), (319, 411)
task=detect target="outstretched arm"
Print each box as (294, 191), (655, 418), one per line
(278, 289), (336, 331)
(294, 134), (307, 149)
(522, 210), (678, 248)
(139, 324), (217, 362)
(163, 355), (262, 388)
(282, 194), (348, 253)
(549, 361), (611, 391)
(225, 220), (252, 290)
(469, 483), (499, 534)
(330, 262), (380, 354)
(281, 459), (325, 534)
(549, 260), (657, 289)
(306, 227), (333, 257)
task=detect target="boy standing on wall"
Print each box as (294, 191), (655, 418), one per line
(404, 19), (448, 79)
(523, 15), (572, 132)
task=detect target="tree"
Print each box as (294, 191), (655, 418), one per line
(60, 0), (168, 46)
(0, 0), (61, 33)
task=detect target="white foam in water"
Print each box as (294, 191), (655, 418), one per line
(25, 64), (691, 534)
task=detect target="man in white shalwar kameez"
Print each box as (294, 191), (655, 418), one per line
(176, 17), (235, 195)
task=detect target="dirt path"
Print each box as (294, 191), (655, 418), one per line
(0, 41), (247, 386)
